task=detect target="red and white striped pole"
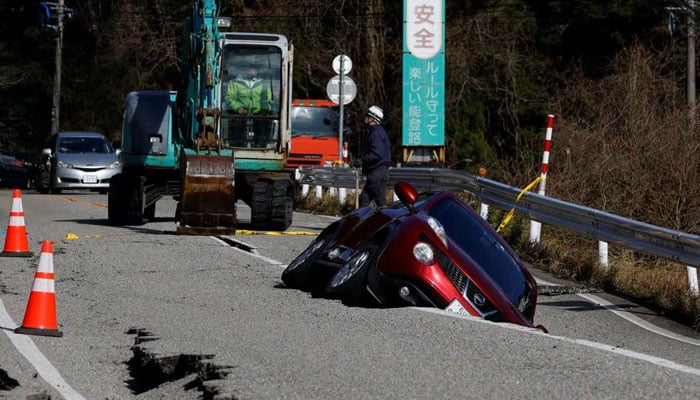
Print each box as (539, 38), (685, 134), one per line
(338, 142), (350, 205)
(529, 114), (555, 244)
(342, 142), (349, 166)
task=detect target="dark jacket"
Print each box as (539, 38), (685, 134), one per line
(362, 124), (391, 175)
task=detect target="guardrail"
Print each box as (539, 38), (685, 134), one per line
(298, 166), (700, 293)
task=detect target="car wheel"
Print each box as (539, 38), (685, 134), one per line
(325, 243), (379, 305)
(35, 173), (48, 194)
(281, 237), (326, 287)
(144, 203), (156, 220)
(281, 222), (340, 290)
(48, 170), (60, 194)
(37, 184), (48, 194)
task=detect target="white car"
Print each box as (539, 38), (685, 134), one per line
(36, 131), (121, 194)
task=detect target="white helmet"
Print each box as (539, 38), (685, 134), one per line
(367, 105), (384, 123)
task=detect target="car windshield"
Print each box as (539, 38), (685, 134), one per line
(428, 197), (526, 303)
(291, 106), (339, 138)
(58, 137), (112, 154)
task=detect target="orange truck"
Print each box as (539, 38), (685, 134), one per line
(287, 99), (350, 168)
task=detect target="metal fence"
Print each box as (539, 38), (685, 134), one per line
(298, 166), (700, 293)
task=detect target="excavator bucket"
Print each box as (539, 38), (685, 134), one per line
(177, 154), (237, 235)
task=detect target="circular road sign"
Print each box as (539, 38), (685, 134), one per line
(332, 55), (353, 75)
(326, 74), (357, 105)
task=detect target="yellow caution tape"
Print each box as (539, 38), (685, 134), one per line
(234, 230), (318, 236)
(496, 177), (543, 233)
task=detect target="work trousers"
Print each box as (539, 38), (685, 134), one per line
(359, 165), (389, 207)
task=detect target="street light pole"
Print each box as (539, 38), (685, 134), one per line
(50, 0), (64, 136)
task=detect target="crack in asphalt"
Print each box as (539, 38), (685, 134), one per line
(125, 327), (237, 399)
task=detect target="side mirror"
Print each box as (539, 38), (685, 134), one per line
(115, 149), (122, 156)
(41, 148), (52, 156)
(394, 181), (419, 212)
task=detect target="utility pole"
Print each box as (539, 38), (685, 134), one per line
(50, 0), (65, 136)
(688, 0), (696, 129)
(667, 1), (696, 130)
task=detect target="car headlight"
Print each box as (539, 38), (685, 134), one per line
(56, 160), (73, 168)
(413, 242), (434, 265)
(427, 217), (447, 247)
(107, 161), (121, 169)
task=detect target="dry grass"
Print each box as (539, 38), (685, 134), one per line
(498, 44), (700, 331)
(513, 222), (700, 330)
(294, 188), (356, 217)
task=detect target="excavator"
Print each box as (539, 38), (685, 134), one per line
(108, 0), (295, 234)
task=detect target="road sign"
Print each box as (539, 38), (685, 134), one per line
(326, 75), (357, 105)
(332, 55), (353, 75)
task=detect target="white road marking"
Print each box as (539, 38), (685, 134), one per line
(536, 278), (700, 347)
(418, 306), (700, 377)
(211, 236), (285, 266)
(0, 299), (86, 400)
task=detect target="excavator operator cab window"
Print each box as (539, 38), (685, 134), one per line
(221, 45), (282, 149)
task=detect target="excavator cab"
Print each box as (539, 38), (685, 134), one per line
(219, 39), (288, 153)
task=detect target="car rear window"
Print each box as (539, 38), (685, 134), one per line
(428, 198), (526, 302)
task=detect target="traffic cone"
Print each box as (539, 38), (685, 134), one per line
(15, 240), (62, 337)
(1, 189), (33, 257)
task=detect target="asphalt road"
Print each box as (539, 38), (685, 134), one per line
(0, 189), (698, 399)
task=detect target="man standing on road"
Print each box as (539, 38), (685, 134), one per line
(358, 105), (391, 207)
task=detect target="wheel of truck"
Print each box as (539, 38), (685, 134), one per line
(269, 180), (293, 231)
(251, 180), (272, 228)
(144, 203), (156, 220)
(125, 176), (147, 225)
(109, 173), (146, 225)
(108, 192), (125, 225)
(108, 174), (129, 225)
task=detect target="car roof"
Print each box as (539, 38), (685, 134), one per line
(56, 131), (107, 138)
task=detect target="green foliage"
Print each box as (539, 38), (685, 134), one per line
(526, 0), (667, 76)
(445, 96), (490, 166)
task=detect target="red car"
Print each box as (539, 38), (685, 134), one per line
(282, 181), (546, 330)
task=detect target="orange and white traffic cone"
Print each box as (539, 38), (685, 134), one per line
(1, 189), (33, 258)
(15, 240), (62, 337)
